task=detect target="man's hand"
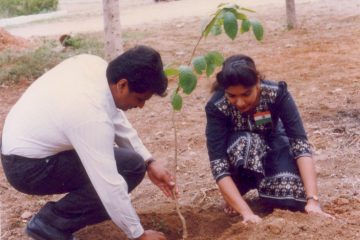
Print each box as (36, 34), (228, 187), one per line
(305, 200), (335, 219)
(146, 160), (178, 199)
(137, 230), (166, 240)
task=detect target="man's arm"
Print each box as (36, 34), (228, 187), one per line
(113, 110), (177, 199)
(66, 120), (145, 239)
(113, 110), (152, 161)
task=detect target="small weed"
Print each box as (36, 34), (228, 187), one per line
(61, 35), (82, 49)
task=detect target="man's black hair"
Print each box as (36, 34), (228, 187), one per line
(106, 45), (168, 96)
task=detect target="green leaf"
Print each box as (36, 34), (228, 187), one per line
(204, 51), (224, 77)
(179, 66), (197, 94)
(164, 68), (179, 77)
(210, 24), (222, 36)
(233, 11), (247, 20)
(223, 11), (238, 40)
(241, 19), (251, 33)
(192, 56), (207, 75)
(206, 63), (216, 77)
(171, 92), (182, 111)
(226, 8), (246, 20)
(240, 7), (256, 13)
(221, 3), (239, 10)
(250, 19), (264, 41)
(203, 8), (223, 37)
(205, 51), (224, 66)
(203, 17), (217, 37)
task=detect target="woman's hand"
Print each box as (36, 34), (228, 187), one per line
(217, 177), (261, 224)
(242, 213), (262, 224)
(305, 200), (335, 219)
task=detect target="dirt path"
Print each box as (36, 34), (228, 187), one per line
(1, 0), (360, 239)
(4, 0), (324, 38)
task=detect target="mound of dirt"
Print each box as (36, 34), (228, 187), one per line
(0, 27), (28, 51)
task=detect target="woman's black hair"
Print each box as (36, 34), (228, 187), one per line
(106, 45), (168, 96)
(212, 54), (263, 91)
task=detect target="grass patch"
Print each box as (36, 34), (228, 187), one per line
(0, 28), (151, 85)
(0, 0), (58, 18)
(0, 34), (104, 85)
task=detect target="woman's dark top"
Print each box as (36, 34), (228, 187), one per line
(205, 80), (312, 181)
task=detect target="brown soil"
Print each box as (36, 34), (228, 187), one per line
(0, 27), (28, 51)
(1, 0), (360, 239)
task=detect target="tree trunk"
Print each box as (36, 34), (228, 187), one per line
(286, 0), (297, 29)
(102, 0), (123, 61)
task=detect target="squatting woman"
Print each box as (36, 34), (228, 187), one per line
(205, 54), (333, 222)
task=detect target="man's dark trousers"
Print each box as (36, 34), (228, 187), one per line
(1, 147), (146, 234)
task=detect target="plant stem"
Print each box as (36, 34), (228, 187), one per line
(171, 110), (188, 239)
(172, 110), (178, 182)
(187, 35), (203, 65)
(173, 189), (188, 239)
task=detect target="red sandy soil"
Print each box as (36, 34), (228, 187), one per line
(0, 27), (28, 51)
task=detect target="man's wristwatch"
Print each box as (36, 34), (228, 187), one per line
(145, 159), (156, 170)
(306, 195), (319, 202)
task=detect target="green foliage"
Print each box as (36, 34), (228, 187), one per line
(250, 19), (264, 41)
(0, 0), (58, 18)
(205, 51), (224, 66)
(192, 56), (207, 75)
(202, 3), (264, 40)
(171, 92), (182, 111)
(165, 2), (265, 111)
(241, 19), (251, 33)
(179, 66), (197, 94)
(62, 36), (84, 49)
(0, 35), (104, 85)
(210, 24), (222, 36)
(223, 11), (238, 40)
(203, 15), (219, 38)
(204, 51), (224, 77)
(164, 67), (179, 77)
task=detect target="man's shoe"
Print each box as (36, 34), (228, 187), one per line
(26, 215), (77, 240)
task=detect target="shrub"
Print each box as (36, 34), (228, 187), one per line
(0, 0), (58, 18)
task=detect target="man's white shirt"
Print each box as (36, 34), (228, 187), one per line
(2, 54), (152, 239)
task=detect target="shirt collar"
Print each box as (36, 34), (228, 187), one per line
(105, 81), (119, 117)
